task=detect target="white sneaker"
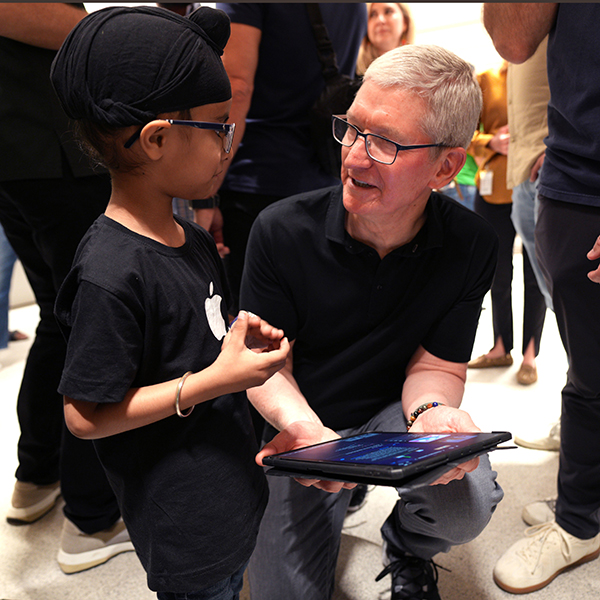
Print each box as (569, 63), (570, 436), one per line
(493, 521), (600, 594)
(57, 517), (134, 574)
(522, 498), (556, 526)
(514, 420), (560, 451)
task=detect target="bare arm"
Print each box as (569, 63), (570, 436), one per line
(402, 346), (480, 484)
(482, 3), (558, 64)
(247, 341), (323, 431)
(0, 3), (87, 50)
(249, 343), (355, 492)
(205, 22), (260, 198)
(64, 311), (289, 439)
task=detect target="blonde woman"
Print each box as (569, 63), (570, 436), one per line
(356, 3), (414, 76)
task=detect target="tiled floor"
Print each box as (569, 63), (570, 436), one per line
(1, 251), (597, 600)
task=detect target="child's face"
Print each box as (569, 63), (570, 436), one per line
(162, 100), (233, 200)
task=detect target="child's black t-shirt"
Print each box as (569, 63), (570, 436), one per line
(56, 215), (268, 592)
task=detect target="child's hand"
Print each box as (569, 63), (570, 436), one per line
(230, 311), (285, 352)
(218, 311), (289, 390)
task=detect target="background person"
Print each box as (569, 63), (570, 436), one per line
(356, 3), (414, 76)
(467, 61), (547, 386)
(0, 2), (128, 573)
(484, 3), (600, 593)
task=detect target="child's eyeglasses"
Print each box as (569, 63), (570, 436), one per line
(124, 120), (236, 153)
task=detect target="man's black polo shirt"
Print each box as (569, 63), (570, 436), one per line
(241, 185), (498, 431)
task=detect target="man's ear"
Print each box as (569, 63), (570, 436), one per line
(138, 120), (172, 161)
(429, 147), (467, 190)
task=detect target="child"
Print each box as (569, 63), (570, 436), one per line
(50, 6), (289, 599)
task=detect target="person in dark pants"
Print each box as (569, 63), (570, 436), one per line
(0, 2), (131, 573)
(484, 3), (600, 594)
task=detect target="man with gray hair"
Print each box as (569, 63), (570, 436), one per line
(242, 45), (504, 600)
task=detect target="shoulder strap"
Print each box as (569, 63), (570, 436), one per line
(306, 3), (340, 82)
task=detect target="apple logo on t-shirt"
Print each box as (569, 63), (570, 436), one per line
(205, 281), (227, 340)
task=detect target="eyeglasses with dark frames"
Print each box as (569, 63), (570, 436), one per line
(331, 115), (446, 165)
(124, 120), (236, 153)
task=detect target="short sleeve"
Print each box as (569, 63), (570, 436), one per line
(58, 280), (144, 404)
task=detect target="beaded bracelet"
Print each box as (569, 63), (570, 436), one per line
(406, 401), (444, 430)
(175, 371), (194, 418)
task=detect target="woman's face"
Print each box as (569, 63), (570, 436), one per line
(367, 3), (406, 54)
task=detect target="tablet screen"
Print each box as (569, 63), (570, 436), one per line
(268, 432), (486, 467)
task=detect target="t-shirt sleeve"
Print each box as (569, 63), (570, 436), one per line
(58, 280), (144, 404)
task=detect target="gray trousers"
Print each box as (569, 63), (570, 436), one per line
(248, 402), (504, 600)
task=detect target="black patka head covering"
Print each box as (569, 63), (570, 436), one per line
(50, 5), (231, 127)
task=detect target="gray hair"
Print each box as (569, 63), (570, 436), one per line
(363, 44), (481, 150)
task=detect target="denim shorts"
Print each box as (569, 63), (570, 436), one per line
(156, 562), (247, 600)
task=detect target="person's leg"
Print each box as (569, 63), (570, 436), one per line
(521, 246), (546, 358)
(511, 180), (553, 309)
(157, 562), (247, 600)
(473, 193), (515, 354)
(535, 196), (600, 539)
(0, 224), (17, 349)
(494, 196), (600, 594)
(357, 401), (504, 561)
(248, 472), (352, 600)
(0, 169), (120, 532)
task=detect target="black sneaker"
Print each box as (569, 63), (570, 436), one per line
(375, 554), (443, 600)
(347, 484), (370, 513)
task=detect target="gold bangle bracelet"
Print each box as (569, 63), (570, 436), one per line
(175, 371), (194, 418)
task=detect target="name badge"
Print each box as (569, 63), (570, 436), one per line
(479, 169), (493, 196)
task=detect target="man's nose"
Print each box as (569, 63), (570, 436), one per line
(343, 136), (373, 166)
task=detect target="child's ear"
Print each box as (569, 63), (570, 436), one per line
(429, 147), (467, 190)
(138, 120), (172, 161)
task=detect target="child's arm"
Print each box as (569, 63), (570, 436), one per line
(63, 311), (289, 440)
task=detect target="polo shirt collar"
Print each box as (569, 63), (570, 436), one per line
(325, 185), (445, 257)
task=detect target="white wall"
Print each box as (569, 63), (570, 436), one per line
(407, 3), (503, 74)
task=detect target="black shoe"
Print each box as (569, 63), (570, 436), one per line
(347, 484), (369, 513)
(375, 554), (443, 600)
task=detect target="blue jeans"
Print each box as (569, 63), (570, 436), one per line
(0, 224), (17, 349)
(510, 179), (553, 310)
(156, 562), (247, 600)
(440, 182), (477, 212)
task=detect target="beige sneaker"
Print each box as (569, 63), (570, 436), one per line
(6, 481), (61, 524)
(57, 517), (135, 574)
(514, 420), (560, 451)
(522, 498), (556, 526)
(493, 521), (600, 594)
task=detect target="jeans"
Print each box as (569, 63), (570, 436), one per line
(156, 562), (247, 600)
(511, 179), (553, 310)
(0, 223), (17, 349)
(439, 182), (477, 212)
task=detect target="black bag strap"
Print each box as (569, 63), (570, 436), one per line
(306, 4), (342, 83)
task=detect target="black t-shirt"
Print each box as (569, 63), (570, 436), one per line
(56, 215), (268, 592)
(217, 3), (367, 197)
(241, 185), (498, 431)
(541, 3), (600, 206)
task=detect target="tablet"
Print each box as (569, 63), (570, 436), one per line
(262, 431), (512, 487)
